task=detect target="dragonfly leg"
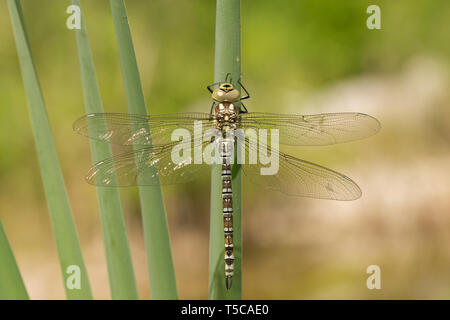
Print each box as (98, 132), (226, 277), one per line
(207, 81), (222, 93)
(239, 102), (248, 114)
(225, 72), (232, 83)
(238, 78), (250, 100)
(209, 101), (216, 119)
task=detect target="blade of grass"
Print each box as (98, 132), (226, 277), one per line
(71, 0), (138, 299)
(8, 0), (92, 299)
(110, 0), (178, 299)
(0, 221), (29, 299)
(209, 0), (242, 299)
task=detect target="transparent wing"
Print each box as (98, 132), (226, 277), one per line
(239, 138), (361, 200)
(86, 134), (361, 199)
(239, 112), (380, 146)
(86, 140), (212, 186)
(73, 112), (213, 146)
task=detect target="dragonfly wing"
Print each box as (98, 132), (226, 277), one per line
(73, 112), (213, 146)
(86, 140), (212, 186)
(240, 140), (361, 200)
(239, 112), (380, 146)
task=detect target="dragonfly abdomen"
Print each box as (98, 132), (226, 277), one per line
(219, 135), (235, 290)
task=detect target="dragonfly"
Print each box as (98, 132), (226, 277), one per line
(73, 75), (380, 290)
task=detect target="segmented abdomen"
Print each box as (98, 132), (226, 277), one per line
(220, 135), (234, 290)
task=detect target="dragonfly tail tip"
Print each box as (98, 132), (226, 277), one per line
(225, 276), (233, 290)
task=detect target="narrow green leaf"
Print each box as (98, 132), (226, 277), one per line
(209, 0), (242, 299)
(7, 0), (92, 299)
(110, 0), (178, 299)
(71, 0), (138, 299)
(0, 221), (29, 300)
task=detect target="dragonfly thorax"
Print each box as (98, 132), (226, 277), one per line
(213, 102), (239, 130)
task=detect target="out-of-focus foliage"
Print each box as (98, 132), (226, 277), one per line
(0, 0), (449, 299)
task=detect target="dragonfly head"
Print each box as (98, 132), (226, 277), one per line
(212, 83), (241, 103)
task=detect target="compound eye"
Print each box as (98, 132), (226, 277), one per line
(229, 105), (234, 110)
(219, 104), (225, 110)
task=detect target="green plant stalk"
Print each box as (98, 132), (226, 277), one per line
(0, 221), (29, 299)
(8, 0), (92, 299)
(209, 0), (242, 299)
(110, 0), (178, 299)
(71, 0), (138, 299)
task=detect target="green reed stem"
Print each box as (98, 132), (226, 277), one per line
(209, 0), (242, 299)
(110, 0), (178, 299)
(0, 221), (29, 299)
(71, 0), (138, 299)
(8, 0), (92, 299)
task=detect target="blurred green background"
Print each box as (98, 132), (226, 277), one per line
(1, 0), (449, 299)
